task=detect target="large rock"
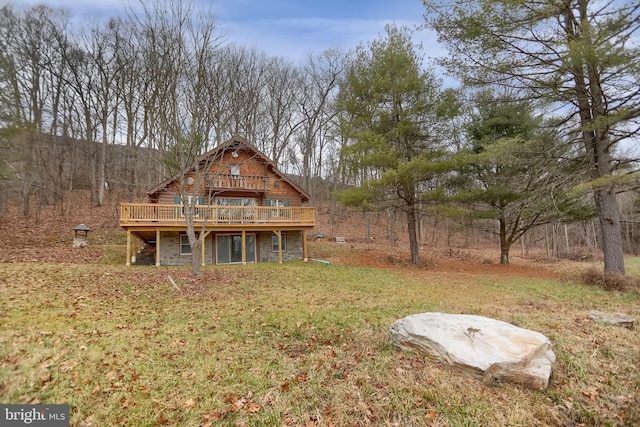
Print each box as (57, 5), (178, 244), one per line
(390, 312), (555, 390)
(72, 238), (88, 249)
(588, 310), (636, 329)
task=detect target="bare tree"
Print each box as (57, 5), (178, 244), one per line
(261, 57), (305, 166)
(222, 45), (269, 146)
(83, 19), (129, 206)
(134, 0), (224, 275)
(0, 5), (72, 215)
(296, 49), (345, 196)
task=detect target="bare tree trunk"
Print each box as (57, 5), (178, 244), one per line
(96, 119), (107, 206)
(499, 217), (509, 264)
(545, 224), (551, 259)
(406, 202), (420, 264)
(595, 188), (625, 274)
(366, 211), (371, 242)
(387, 208), (396, 245)
(21, 181), (30, 218)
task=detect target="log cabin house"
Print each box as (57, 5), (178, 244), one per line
(119, 136), (316, 266)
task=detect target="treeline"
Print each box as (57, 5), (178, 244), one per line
(1, 1), (639, 269)
(0, 2), (346, 211)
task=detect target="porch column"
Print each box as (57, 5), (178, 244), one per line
(275, 230), (283, 264)
(302, 230), (308, 262)
(241, 230), (247, 265)
(155, 229), (161, 267)
(126, 229), (131, 266)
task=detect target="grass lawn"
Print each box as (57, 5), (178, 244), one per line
(1, 244), (638, 426)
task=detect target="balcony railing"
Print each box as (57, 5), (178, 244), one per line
(207, 174), (269, 191)
(120, 203), (315, 227)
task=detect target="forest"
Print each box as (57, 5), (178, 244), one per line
(1, 0), (639, 273)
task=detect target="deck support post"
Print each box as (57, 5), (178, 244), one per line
(126, 230), (131, 266)
(302, 230), (308, 262)
(201, 231), (208, 267)
(274, 230), (283, 264)
(242, 230), (247, 265)
(155, 229), (161, 267)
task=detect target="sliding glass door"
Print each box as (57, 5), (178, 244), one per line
(216, 234), (256, 264)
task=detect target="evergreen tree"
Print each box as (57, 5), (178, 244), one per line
(446, 90), (592, 264)
(336, 24), (455, 264)
(423, 0), (640, 274)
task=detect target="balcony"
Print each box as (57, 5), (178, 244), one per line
(120, 203), (316, 228)
(207, 173), (269, 191)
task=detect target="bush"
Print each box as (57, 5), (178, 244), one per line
(580, 267), (640, 292)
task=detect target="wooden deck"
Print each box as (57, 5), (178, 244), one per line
(120, 203), (316, 228)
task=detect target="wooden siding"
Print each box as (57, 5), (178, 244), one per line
(154, 149), (305, 206)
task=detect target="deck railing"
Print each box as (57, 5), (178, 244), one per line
(207, 174), (269, 191)
(120, 203), (315, 227)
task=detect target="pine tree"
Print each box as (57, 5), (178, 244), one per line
(423, 0), (640, 274)
(336, 24), (456, 264)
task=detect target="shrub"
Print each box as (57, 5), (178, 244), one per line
(580, 267), (640, 293)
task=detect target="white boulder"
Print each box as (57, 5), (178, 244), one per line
(390, 312), (555, 390)
(72, 238), (88, 248)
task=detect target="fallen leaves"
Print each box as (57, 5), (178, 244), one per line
(281, 372), (309, 392)
(183, 398), (196, 410)
(201, 391), (262, 425)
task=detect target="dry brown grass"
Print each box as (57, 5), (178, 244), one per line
(1, 242), (639, 426)
(580, 267), (640, 293)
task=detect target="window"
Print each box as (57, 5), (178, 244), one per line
(230, 165), (240, 176)
(267, 199), (289, 217)
(180, 234), (192, 255)
(214, 198), (257, 222)
(272, 232), (286, 252)
(175, 196), (204, 217)
(215, 197), (256, 206)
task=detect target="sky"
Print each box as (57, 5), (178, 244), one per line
(9, 0), (444, 64)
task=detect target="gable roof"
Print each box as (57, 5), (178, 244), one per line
(147, 135), (311, 203)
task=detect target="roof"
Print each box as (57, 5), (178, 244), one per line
(147, 135), (311, 203)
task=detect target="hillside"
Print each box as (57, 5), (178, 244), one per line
(0, 190), (592, 281)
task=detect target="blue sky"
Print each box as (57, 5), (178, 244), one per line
(11, 0), (442, 63)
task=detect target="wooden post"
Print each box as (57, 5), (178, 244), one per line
(156, 229), (161, 267)
(274, 230), (283, 264)
(126, 229), (131, 266)
(133, 237), (139, 260)
(302, 230), (308, 262)
(241, 230), (247, 265)
(203, 231), (212, 266)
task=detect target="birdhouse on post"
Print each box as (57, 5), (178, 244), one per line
(72, 223), (91, 248)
